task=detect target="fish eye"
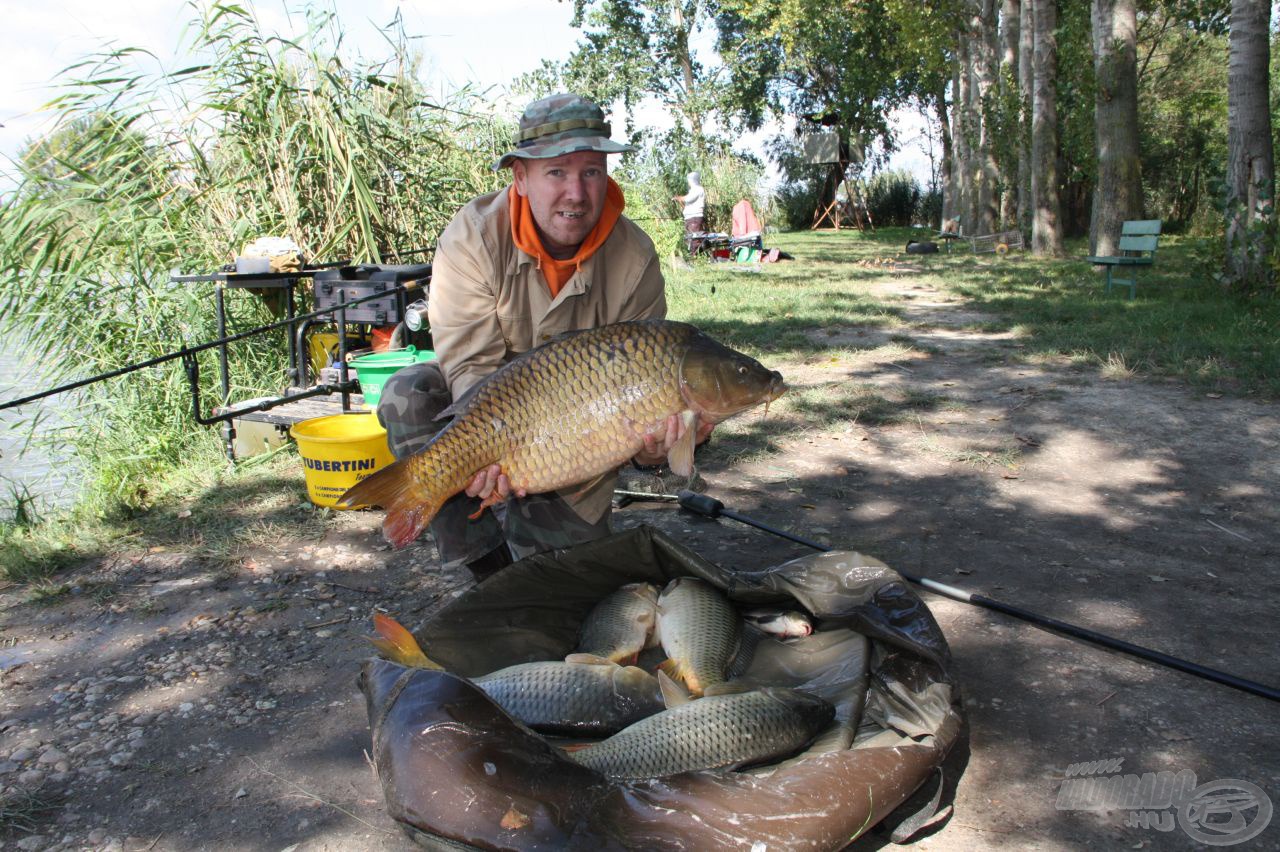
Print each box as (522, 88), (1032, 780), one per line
(737, 366), (748, 375)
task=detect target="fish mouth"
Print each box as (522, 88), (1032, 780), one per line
(766, 374), (787, 402)
(762, 373), (787, 416)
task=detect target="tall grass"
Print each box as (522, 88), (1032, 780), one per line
(0, 3), (506, 515)
(860, 170), (923, 227)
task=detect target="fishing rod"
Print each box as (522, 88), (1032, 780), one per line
(675, 490), (1280, 704)
(0, 284), (415, 413)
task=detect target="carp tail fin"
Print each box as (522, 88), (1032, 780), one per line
(366, 613), (441, 669)
(336, 458), (442, 548)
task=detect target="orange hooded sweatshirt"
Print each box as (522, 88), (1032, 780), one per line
(508, 177), (625, 298)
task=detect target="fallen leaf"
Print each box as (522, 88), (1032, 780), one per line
(177, 509), (192, 519)
(832, 465), (849, 476)
(1002, 473), (1019, 480)
(800, 504), (816, 510)
(1148, 575), (1167, 583)
(955, 568), (972, 575)
(1206, 393), (1222, 399)
(1157, 729), (1193, 742)
(1014, 434), (1041, 447)
(501, 806), (530, 830)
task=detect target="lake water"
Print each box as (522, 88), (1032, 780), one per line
(0, 343), (82, 521)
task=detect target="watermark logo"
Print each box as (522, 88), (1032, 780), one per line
(1056, 758), (1272, 846)
(1180, 780), (1273, 846)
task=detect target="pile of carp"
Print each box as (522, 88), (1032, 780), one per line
(370, 577), (836, 780)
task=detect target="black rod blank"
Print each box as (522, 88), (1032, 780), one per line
(676, 491), (1280, 703)
(0, 284), (414, 413)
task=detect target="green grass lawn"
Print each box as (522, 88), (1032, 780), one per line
(666, 226), (1280, 397)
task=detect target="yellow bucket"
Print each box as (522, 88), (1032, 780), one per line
(290, 412), (395, 508)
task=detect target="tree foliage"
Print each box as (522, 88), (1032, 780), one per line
(717, 0), (954, 150)
(522, 1), (727, 154)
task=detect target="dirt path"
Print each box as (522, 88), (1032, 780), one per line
(1, 272), (1277, 851)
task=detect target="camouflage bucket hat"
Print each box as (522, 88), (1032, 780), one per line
(493, 93), (635, 170)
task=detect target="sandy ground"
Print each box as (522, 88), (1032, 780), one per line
(1, 270), (1277, 851)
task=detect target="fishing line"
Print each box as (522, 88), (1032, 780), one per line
(675, 490), (1280, 703)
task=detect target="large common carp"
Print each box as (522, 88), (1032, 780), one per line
(365, 614), (663, 736)
(657, 577), (741, 696)
(337, 320), (786, 547)
(566, 687), (834, 780)
(576, 582), (661, 664)
(474, 656), (664, 737)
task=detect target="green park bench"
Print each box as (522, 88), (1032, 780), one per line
(1086, 219), (1161, 298)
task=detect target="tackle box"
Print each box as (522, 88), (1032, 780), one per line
(312, 264), (432, 325)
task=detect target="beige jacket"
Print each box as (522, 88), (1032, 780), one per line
(425, 186), (667, 523)
(427, 186), (667, 399)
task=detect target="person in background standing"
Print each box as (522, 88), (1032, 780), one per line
(673, 171), (706, 254)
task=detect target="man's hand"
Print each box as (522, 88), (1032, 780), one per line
(464, 464), (528, 503)
(633, 414), (715, 468)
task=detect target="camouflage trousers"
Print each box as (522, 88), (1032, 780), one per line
(375, 360), (613, 573)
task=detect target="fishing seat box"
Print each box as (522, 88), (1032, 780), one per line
(311, 263), (432, 325)
(360, 525), (964, 850)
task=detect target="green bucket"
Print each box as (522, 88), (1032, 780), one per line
(350, 346), (436, 409)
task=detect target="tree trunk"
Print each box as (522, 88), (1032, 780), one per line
(1017, 0), (1035, 239)
(1001, 0), (1020, 83)
(1223, 0), (1275, 291)
(953, 46), (973, 233)
(1031, 0), (1064, 255)
(671, 3), (707, 156)
(1000, 0), (1021, 228)
(1090, 0), (1143, 256)
(965, 60), (982, 231)
(970, 0), (1000, 235)
(937, 83), (956, 229)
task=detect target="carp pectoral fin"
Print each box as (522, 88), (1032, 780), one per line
(467, 469), (520, 520)
(702, 682), (751, 697)
(367, 613), (441, 669)
(657, 670), (693, 707)
(564, 653), (617, 667)
(666, 410), (698, 478)
(336, 459), (439, 549)
(657, 658), (702, 697)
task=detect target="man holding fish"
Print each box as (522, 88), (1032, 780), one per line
(372, 93), (716, 578)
